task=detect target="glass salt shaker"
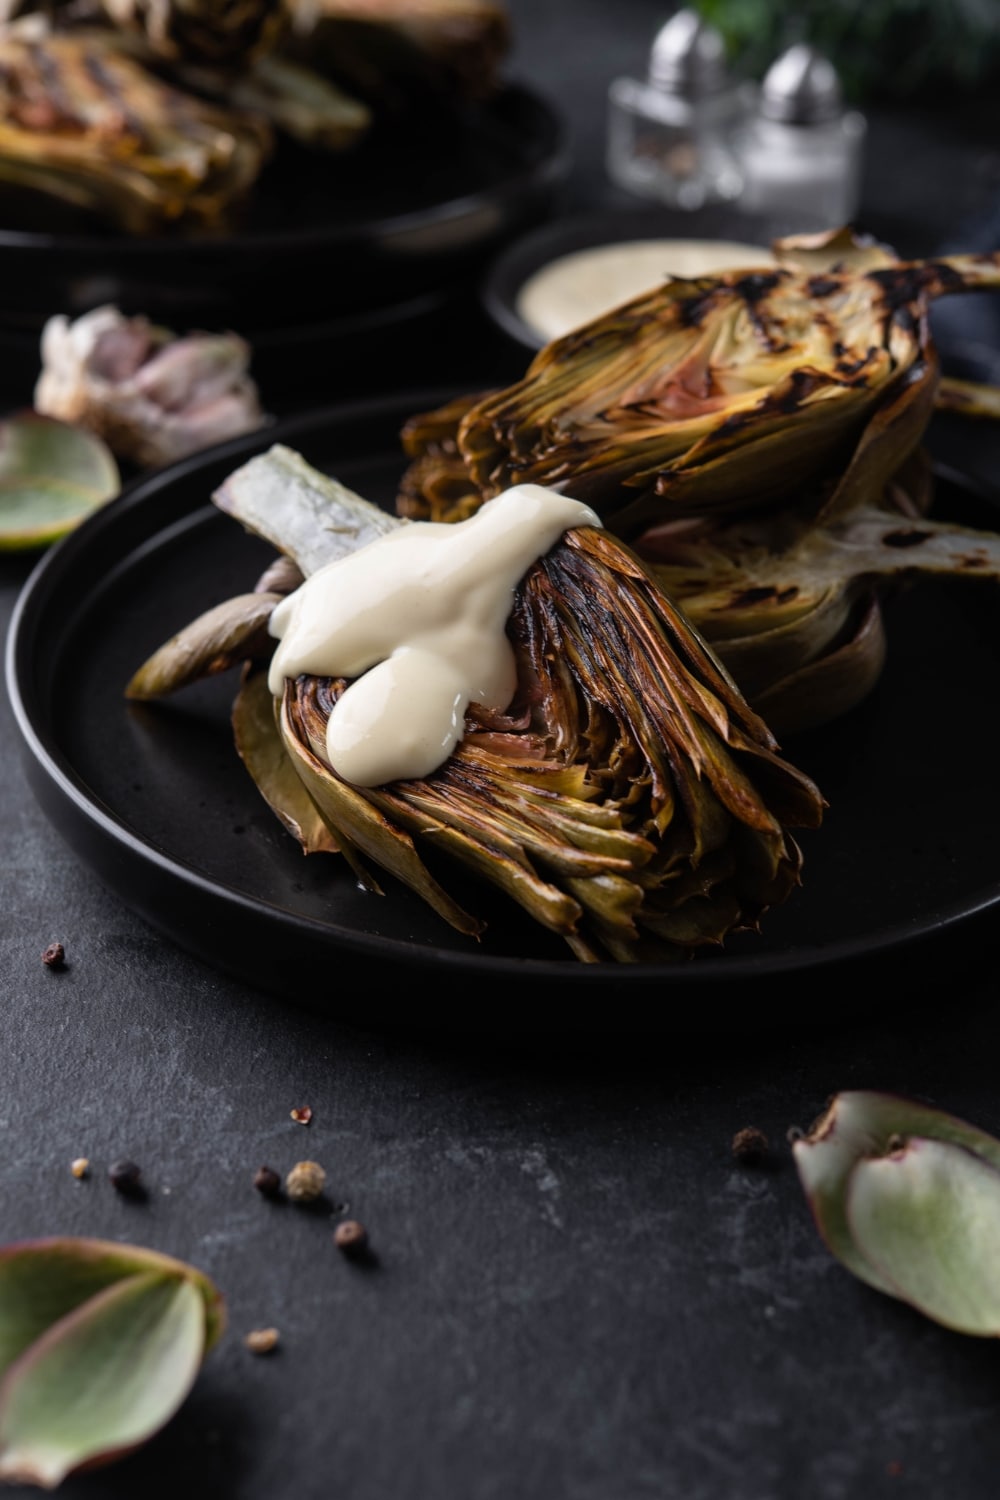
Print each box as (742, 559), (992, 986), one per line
(606, 9), (745, 210)
(734, 44), (867, 227)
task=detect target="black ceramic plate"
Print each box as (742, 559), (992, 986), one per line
(0, 82), (569, 345)
(8, 393), (1000, 1026)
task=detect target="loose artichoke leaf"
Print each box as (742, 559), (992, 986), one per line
(232, 669), (339, 854)
(792, 1091), (1000, 1297)
(750, 593), (887, 736)
(0, 413), (119, 551)
(846, 1138), (1000, 1336)
(818, 356), (940, 522)
(0, 1273), (204, 1489)
(0, 1237), (225, 1376)
(279, 691), (485, 938)
(212, 444), (400, 578)
(125, 592), (281, 701)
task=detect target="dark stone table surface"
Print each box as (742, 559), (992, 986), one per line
(4, 5), (1000, 1499)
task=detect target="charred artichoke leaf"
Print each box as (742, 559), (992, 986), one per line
(125, 592), (281, 700)
(751, 595), (887, 737)
(232, 668), (340, 854)
(213, 443), (400, 577)
(280, 682), (486, 937)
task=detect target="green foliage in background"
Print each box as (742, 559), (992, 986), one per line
(694, 0), (1000, 103)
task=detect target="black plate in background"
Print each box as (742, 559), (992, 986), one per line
(0, 82), (569, 397)
(8, 393), (1000, 1029)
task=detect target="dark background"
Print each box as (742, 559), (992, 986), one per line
(4, 4), (1000, 1498)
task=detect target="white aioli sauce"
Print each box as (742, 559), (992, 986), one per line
(516, 238), (777, 343)
(268, 484), (602, 787)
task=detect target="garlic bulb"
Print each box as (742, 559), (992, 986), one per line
(34, 305), (269, 468)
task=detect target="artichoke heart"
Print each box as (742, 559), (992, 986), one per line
(127, 445), (825, 965)
(0, 31), (272, 233)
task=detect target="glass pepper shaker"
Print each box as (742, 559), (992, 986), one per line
(733, 44), (867, 227)
(606, 9), (745, 210)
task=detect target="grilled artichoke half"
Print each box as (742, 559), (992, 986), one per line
(0, 31), (271, 233)
(126, 445), (825, 965)
(397, 228), (1000, 731)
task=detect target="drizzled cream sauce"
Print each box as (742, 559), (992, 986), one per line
(268, 484), (602, 787)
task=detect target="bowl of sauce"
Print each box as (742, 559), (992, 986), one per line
(481, 204), (833, 353)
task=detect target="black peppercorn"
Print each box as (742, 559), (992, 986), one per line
(253, 1165), (282, 1198)
(41, 942), (65, 969)
(731, 1127), (769, 1165)
(109, 1159), (144, 1197)
(333, 1219), (368, 1256)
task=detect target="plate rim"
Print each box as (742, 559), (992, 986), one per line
(8, 393), (1000, 999)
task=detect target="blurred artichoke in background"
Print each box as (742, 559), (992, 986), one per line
(0, 0), (511, 230)
(283, 0), (511, 108)
(398, 228), (1000, 731)
(0, 30), (271, 232)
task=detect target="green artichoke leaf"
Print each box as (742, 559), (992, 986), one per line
(792, 1091), (1000, 1300)
(846, 1139), (1000, 1336)
(0, 1238), (224, 1489)
(125, 592), (282, 701)
(232, 668), (340, 855)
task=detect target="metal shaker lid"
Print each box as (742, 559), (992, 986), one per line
(648, 8), (730, 95)
(759, 44), (843, 123)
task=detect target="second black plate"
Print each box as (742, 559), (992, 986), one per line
(8, 393), (1000, 1027)
(0, 83), (569, 345)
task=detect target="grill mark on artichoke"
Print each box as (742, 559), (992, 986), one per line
(81, 50), (144, 140)
(727, 585), (800, 608)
